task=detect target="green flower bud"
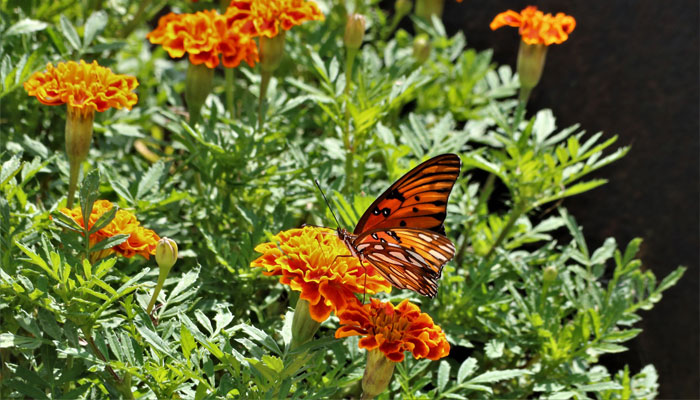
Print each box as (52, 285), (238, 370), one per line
(415, 0), (445, 20)
(395, 0), (413, 17)
(413, 34), (431, 64)
(543, 265), (558, 284)
(156, 237), (178, 273)
(344, 13), (366, 50)
(517, 40), (548, 100)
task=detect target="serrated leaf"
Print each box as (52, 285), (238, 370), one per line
(137, 160), (165, 199)
(437, 360), (450, 391)
(5, 18), (48, 36)
(485, 339), (504, 359)
(83, 11), (108, 47)
(457, 357), (478, 384)
(88, 205), (118, 235)
(59, 15), (81, 50)
(578, 382), (623, 392)
(468, 369), (531, 384)
(181, 324), (196, 362)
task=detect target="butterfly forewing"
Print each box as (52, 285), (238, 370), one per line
(353, 154), (461, 235)
(353, 228), (456, 298)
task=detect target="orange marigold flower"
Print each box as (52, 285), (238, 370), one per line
(250, 226), (391, 322)
(226, 0), (324, 38)
(24, 60), (138, 113)
(335, 298), (450, 362)
(147, 10), (258, 69)
(60, 200), (160, 259)
(490, 6), (576, 45)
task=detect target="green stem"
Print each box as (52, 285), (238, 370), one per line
(81, 328), (133, 399)
(511, 92), (529, 135)
(146, 267), (169, 315)
(258, 69), (272, 131)
(225, 67), (235, 119)
(484, 202), (526, 258)
(66, 158), (81, 208)
(343, 48), (358, 193)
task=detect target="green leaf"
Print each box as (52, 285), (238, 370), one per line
(0, 333), (44, 349)
(90, 234), (129, 252)
(136, 323), (176, 359)
(37, 308), (62, 340)
(655, 266), (686, 293)
(79, 169), (101, 230)
(485, 339), (504, 359)
(457, 358), (478, 384)
(5, 18), (48, 36)
(437, 360), (450, 392)
(83, 11), (108, 47)
(88, 204), (118, 235)
(59, 15), (81, 51)
(136, 160), (165, 199)
(467, 369), (531, 384)
(577, 382), (623, 392)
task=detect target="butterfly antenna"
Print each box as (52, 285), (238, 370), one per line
(314, 179), (342, 229)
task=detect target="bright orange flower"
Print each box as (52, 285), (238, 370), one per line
(226, 0), (324, 38)
(490, 6), (576, 45)
(147, 10), (258, 68)
(24, 60), (138, 114)
(335, 298), (450, 362)
(60, 200), (160, 259)
(250, 226), (391, 322)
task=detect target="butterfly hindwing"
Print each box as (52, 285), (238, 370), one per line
(353, 228), (456, 298)
(353, 154), (461, 235)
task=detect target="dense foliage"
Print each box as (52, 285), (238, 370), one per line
(0, 0), (684, 398)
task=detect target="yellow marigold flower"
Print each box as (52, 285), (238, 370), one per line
(335, 298), (450, 362)
(147, 10), (259, 69)
(60, 200), (160, 260)
(250, 226), (392, 322)
(24, 60), (138, 113)
(226, 0), (324, 38)
(490, 6), (576, 45)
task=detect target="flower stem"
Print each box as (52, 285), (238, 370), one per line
(66, 158), (81, 209)
(485, 202), (526, 258)
(258, 69), (272, 131)
(146, 266), (169, 315)
(81, 327), (133, 399)
(343, 48), (358, 193)
(225, 67), (235, 118)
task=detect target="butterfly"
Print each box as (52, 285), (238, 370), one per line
(336, 154), (461, 297)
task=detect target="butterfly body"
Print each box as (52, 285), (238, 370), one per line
(338, 154), (461, 297)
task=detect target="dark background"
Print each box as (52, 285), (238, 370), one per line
(440, 0), (699, 398)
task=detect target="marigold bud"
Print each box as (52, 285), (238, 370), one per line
(362, 348), (396, 399)
(543, 265), (558, 283)
(344, 14), (366, 50)
(156, 237), (178, 273)
(395, 0), (413, 17)
(413, 34), (431, 64)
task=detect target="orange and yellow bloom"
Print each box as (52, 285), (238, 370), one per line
(335, 298), (450, 362)
(147, 10), (259, 69)
(60, 200), (160, 260)
(24, 60), (138, 115)
(226, 0), (324, 39)
(250, 226), (391, 322)
(490, 6), (576, 46)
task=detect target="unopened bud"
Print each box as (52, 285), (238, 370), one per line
(543, 265), (558, 283)
(156, 237), (178, 273)
(395, 0), (412, 17)
(344, 13), (366, 50)
(415, 0), (445, 20)
(413, 34), (431, 64)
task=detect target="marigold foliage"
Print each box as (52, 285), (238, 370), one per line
(490, 6), (576, 45)
(147, 10), (259, 68)
(226, 0), (324, 38)
(60, 200), (160, 259)
(250, 226), (391, 322)
(23, 60), (138, 113)
(336, 298), (450, 362)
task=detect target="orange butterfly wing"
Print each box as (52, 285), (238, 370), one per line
(353, 228), (456, 297)
(353, 154), (461, 235)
